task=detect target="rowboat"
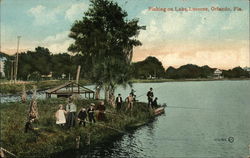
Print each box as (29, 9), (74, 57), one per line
(154, 107), (165, 116)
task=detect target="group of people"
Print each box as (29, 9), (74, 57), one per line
(55, 98), (107, 128)
(115, 87), (158, 111)
(115, 89), (137, 112)
(25, 87), (158, 132)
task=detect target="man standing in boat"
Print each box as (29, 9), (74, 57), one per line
(147, 88), (154, 108)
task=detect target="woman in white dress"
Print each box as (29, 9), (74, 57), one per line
(55, 104), (67, 126)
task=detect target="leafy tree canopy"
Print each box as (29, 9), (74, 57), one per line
(133, 56), (165, 79)
(68, 0), (144, 102)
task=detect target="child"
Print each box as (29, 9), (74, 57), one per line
(55, 104), (67, 126)
(97, 101), (106, 121)
(78, 107), (87, 127)
(24, 118), (35, 133)
(87, 103), (96, 123)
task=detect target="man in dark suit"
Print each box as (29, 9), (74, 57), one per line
(147, 88), (154, 108)
(115, 94), (123, 111)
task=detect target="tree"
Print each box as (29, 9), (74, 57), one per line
(133, 56), (165, 79)
(18, 47), (52, 80)
(29, 71), (41, 82)
(165, 64), (215, 79)
(68, 0), (143, 104)
(222, 67), (249, 78)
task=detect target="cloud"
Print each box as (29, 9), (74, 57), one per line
(65, 2), (87, 22)
(28, 5), (61, 25)
(133, 5), (249, 69)
(138, 7), (249, 45)
(133, 40), (249, 69)
(40, 31), (73, 53)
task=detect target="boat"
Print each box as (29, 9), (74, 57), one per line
(154, 107), (165, 116)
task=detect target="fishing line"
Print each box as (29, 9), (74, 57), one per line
(166, 106), (202, 110)
(136, 84), (163, 99)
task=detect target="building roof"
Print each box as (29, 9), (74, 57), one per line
(0, 57), (7, 61)
(46, 81), (94, 94)
(214, 69), (222, 74)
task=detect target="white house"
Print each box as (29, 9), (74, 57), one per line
(214, 69), (223, 79)
(244, 66), (250, 73)
(0, 57), (7, 77)
(41, 72), (53, 79)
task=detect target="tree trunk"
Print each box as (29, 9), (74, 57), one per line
(109, 89), (115, 108)
(21, 85), (27, 103)
(95, 87), (101, 100)
(104, 86), (109, 102)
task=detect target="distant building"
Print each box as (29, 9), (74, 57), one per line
(244, 67), (250, 73)
(214, 69), (223, 79)
(0, 57), (7, 77)
(41, 72), (53, 79)
(61, 73), (66, 79)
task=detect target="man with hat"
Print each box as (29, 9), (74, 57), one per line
(87, 103), (96, 123)
(147, 87), (154, 108)
(65, 96), (77, 128)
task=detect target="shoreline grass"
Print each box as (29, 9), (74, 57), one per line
(1, 78), (249, 95)
(0, 98), (154, 157)
(0, 80), (90, 95)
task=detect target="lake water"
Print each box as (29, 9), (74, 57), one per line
(56, 80), (250, 158)
(2, 80), (250, 157)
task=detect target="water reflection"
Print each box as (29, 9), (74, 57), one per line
(2, 81), (250, 157)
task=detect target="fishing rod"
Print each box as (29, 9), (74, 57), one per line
(105, 111), (124, 118)
(162, 103), (202, 110)
(0, 147), (17, 157)
(135, 85), (163, 99)
(85, 121), (126, 133)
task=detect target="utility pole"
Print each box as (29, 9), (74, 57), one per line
(76, 65), (81, 84)
(10, 60), (14, 83)
(14, 36), (21, 83)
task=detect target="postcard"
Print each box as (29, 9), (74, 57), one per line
(0, 0), (249, 157)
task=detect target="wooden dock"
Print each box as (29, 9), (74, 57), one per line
(45, 81), (95, 99)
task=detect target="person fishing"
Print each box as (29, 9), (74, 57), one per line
(130, 89), (136, 101)
(24, 118), (38, 133)
(97, 101), (106, 121)
(147, 87), (154, 108)
(152, 97), (158, 109)
(77, 107), (87, 127)
(126, 93), (134, 111)
(115, 94), (123, 111)
(87, 103), (96, 123)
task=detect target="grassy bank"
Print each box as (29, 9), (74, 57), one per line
(0, 98), (153, 157)
(2, 78), (248, 95)
(0, 80), (90, 95)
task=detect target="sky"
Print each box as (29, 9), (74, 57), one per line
(1, 0), (249, 69)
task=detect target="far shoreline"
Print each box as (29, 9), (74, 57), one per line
(131, 78), (250, 83)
